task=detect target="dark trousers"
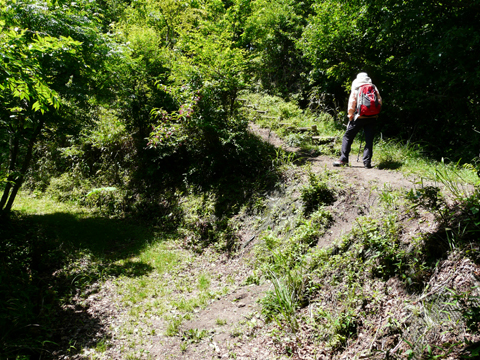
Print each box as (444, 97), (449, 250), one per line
(340, 117), (376, 165)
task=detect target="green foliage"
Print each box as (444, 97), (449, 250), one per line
(85, 187), (127, 215)
(261, 271), (301, 332)
(301, 168), (336, 215)
(270, 148), (296, 168)
(407, 166), (480, 256)
(181, 328), (209, 343)
(407, 186), (443, 212)
(240, 92), (343, 156)
(178, 192), (239, 251)
(447, 288), (480, 335)
(148, 29), (249, 159)
(375, 140), (425, 171)
(256, 204), (334, 331)
(165, 316), (183, 336)
(301, 0), (480, 159)
(0, 0), (115, 213)
(241, 0), (311, 96)
(315, 306), (359, 351)
(285, 132), (309, 147)
(45, 173), (92, 203)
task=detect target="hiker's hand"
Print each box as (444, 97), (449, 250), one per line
(348, 114), (354, 121)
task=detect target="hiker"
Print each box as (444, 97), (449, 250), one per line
(333, 72), (382, 169)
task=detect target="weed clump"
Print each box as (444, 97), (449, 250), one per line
(301, 169), (336, 215)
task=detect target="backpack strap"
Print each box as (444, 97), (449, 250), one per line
(355, 87), (361, 115)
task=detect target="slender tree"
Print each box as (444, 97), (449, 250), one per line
(0, 0), (112, 214)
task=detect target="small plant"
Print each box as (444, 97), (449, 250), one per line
(328, 309), (358, 351)
(85, 186), (126, 215)
(447, 288), (480, 334)
(285, 133), (309, 147)
(95, 338), (109, 353)
(165, 317), (183, 336)
(271, 148), (296, 168)
(216, 318), (227, 326)
(300, 169), (336, 215)
(198, 273), (211, 291)
(182, 328), (209, 343)
(231, 327), (243, 338)
(375, 139), (409, 170)
(431, 159), (477, 199)
(407, 185), (442, 211)
(260, 267), (306, 332)
(378, 184), (401, 210)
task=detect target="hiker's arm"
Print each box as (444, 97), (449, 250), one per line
(347, 90), (357, 120)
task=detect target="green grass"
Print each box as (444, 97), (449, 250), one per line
(240, 91), (344, 153)
(12, 192), (155, 260)
(2, 192), (233, 359)
(13, 192), (97, 215)
(216, 318), (227, 326)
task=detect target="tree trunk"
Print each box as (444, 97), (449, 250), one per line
(0, 130), (20, 211)
(1, 119), (44, 213)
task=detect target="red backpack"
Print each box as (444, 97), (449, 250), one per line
(357, 84), (381, 116)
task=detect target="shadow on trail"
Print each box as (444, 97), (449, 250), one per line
(377, 160), (403, 170)
(0, 212), (160, 359)
(0, 128), (285, 358)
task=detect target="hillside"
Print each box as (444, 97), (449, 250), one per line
(2, 1), (480, 359)
(17, 123), (476, 360)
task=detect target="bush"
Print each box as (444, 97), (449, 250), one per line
(301, 170), (336, 215)
(45, 173), (92, 203)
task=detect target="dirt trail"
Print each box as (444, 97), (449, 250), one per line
(250, 122), (417, 190)
(147, 124), (426, 359)
(75, 124), (430, 360)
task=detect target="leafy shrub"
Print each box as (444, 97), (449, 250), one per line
(278, 101), (302, 120)
(301, 170), (336, 215)
(285, 133), (309, 147)
(85, 187), (128, 216)
(45, 173), (92, 203)
(179, 193), (238, 251)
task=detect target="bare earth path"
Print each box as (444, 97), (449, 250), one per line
(73, 124), (435, 360)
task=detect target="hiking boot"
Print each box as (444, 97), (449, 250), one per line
(333, 160), (347, 167)
(364, 163), (372, 169)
